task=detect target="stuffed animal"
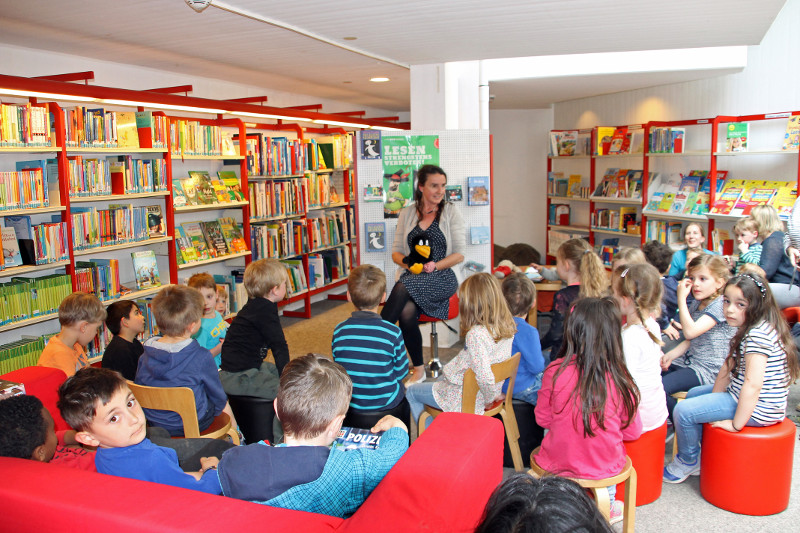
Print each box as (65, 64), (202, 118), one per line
(493, 259), (521, 279)
(403, 233), (431, 274)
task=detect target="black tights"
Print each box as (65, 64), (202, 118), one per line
(381, 282), (424, 367)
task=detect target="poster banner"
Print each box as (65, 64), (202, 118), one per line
(382, 135), (440, 218)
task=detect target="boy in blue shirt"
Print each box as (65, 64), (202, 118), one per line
(332, 265), (408, 414)
(217, 354), (408, 517)
(501, 273), (545, 405)
(187, 272), (227, 368)
(58, 367), (222, 494)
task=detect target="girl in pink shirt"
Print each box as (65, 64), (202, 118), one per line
(533, 297), (642, 524)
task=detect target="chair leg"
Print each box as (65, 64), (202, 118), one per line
(623, 468), (637, 533)
(418, 412), (430, 436)
(427, 322), (442, 378)
(594, 487), (611, 521)
(501, 411), (524, 472)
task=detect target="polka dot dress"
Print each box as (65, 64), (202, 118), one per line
(400, 219), (458, 320)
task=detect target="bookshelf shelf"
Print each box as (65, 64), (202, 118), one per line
(589, 196), (643, 205)
(173, 200), (250, 214)
(177, 250), (251, 270)
(548, 224), (590, 232)
(0, 206), (66, 217)
(70, 191), (170, 203)
(73, 236), (172, 256)
(547, 195), (591, 203)
(0, 312), (59, 334)
(641, 210), (708, 222)
(591, 228), (642, 237)
(65, 147), (166, 154)
(0, 260), (70, 279)
(171, 154), (244, 160)
(0, 145), (59, 153)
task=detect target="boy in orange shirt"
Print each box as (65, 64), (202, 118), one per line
(37, 292), (106, 377)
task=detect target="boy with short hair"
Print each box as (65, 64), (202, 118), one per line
(217, 354), (409, 517)
(136, 285), (234, 436)
(187, 272), (228, 368)
(332, 265), (408, 412)
(102, 300), (145, 381)
(219, 258), (290, 399)
(38, 292), (106, 377)
(643, 240), (681, 339)
(733, 217), (762, 273)
(0, 394), (95, 471)
(501, 273), (545, 405)
(58, 367), (222, 493)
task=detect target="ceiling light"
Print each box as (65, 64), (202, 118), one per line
(369, 77), (390, 83)
(312, 119), (371, 128)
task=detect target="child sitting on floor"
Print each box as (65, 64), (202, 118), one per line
(500, 273), (545, 405)
(136, 285), (236, 436)
(102, 300), (145, 381)
(37, 292), (106, 378)
(217, 354), (409, 517)
(332, 265), (408, 415)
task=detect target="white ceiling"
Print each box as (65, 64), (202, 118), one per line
(0, 0), (787, 112)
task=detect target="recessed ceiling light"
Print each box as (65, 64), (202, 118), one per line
(370, 77), (390, 83)
(343, 36), (357, 41)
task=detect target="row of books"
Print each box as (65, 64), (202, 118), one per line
(172, 170), (244, 207)
(645, 220), (683, 245)
(169, 119), (224, 157)
(645, 170), (727, 215)
(71, 205), (151, 250)
(308, 248), (352, 288)
(0, 102), (52, 147)
(0, 165), (54, 210)
(709, 179), (797, 217)
(0, 336), (46, 375)
(175, 217), (247, 264)
(3, 216), (69, 267)
(249, 177), (308, 219)
(649, 127), (686, 154)
(236, 134), (307, 177)
(0, 273), (72, 325)
(592, 168), (645, 198)
(592, 207), (638, 233)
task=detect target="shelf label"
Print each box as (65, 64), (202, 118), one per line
(765, 112), (791, 119)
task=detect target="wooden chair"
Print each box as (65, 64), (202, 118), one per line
(528, 447), (637, 532)
(418, 352), (524, 471)
(671, 390), (687, 458)
(127, 381), (239, 445)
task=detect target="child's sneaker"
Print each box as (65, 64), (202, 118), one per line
(609, 500), (624, 525)
(663, 455), (700, 483)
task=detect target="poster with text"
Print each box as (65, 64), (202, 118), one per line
(382, 135), (439, 218)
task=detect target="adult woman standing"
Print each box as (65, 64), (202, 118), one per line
(381, 165), (465, 384)
(750, 205), (800, 308)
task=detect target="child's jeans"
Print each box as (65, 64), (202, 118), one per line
(512, 374), (543, 406)
(406, 382), (441, 428)
(674, 384), (768, 464)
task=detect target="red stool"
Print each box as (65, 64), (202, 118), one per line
(418, 294), (459, 378)
(700, 418), (796, 515)
(616, 422), (667, 506)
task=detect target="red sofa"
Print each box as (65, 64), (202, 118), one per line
(0, 367), (503, 532)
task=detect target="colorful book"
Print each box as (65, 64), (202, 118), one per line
(131, 250), (161, 290)
(726, 123), (748, 152)
(180, 222), (210, 260)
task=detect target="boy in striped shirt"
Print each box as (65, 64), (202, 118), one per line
(332, 265), (409, 414)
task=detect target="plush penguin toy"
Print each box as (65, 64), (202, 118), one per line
(403, 233), (431, 274)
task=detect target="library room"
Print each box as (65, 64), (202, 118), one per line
(0, 1), (798, 531)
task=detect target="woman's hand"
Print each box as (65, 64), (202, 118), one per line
(676, 277), (692, 302)
(711, 419), (739, 433)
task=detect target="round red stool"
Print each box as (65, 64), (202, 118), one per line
(616, 422), (667, 505)
(700, 418), (796, 515)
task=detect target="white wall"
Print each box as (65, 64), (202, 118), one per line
(489, 108), (554, 258)
(0, 43), (404, 118)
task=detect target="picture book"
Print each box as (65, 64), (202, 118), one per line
(172, 180), (188, 207)
(567, 175), (583, 197)
(467, 176), (490, 206)
(470, 226), (490, 245)
(365, 222), (386, 252)
(783, 116), (800, 151)
(445, 185), (463, 201)
(1, 227), (22, 268)
(131, 250), (161, 290)
(726, 123), (748, 152)
(333, 427), (385, 450)
(219, 217), (247, 253)
(180, 222), (211, 261)
(187, 171), (217, 204)
(145, 205), (164, 237)
(175, 226), (198, 264)
(116, 112), (140, 149)
(201, 220), (229, 258)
